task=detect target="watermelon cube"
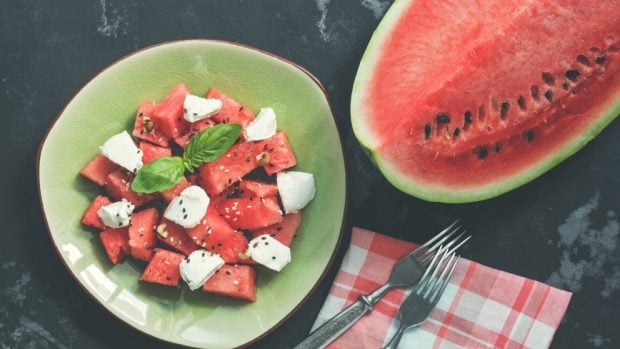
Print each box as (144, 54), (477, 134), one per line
(156, 218), (198, 256)
(215, 231), (249, 264)
(139, 142), (172, 164)
(186, 208), (236, 252)
(128, 208), (159, 261)
(199, 141), (258, 196)
(174, 118), (217, 148)
(160, 176), (191, 203)
(140, 249), (185, 286)
(203, 264), (256, 301)
(252, 212), (301, 246)
(105, 169), (158, 207)
(252, 131), (297, 175)
(99, 227), (130, 264)
(132, 101), (170, 147)
(216, 197), (283, 230)
(80, 155), (119, 186)
(151, 83), (190, 139)
(205, 88), (255, 129)
(238, 180), (278, 199)
(81, 195), (112, 230)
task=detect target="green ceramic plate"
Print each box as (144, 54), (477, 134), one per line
(37, 40), (346, 348)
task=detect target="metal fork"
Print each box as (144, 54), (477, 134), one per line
(383, 249), (459, 349)
(294, 221), (470, 349)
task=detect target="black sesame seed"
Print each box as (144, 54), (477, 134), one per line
(261, 236), (267, 240)
(424, 123), (432, 139)
(183, 108), (187, 113)
(264, 242), (269, 246)
(464, 111), (473, 124)
(140, 130), (145, 135)
(272, 256), (276, 260)
(435, 113), (450, 123)
(227, 178), (232, 184)
(182, 208), (186, 213)
(183, 214), (188, 219)
(202, 252), (205, 257)
(476, 147), (488, 159)
(193, 112), (198, 116)
(276, 227), (282, 231)
(166, 276), (171, 281)
(186, 258), (190, 263)
(179, 200), (183, 205)
(525, 131), (535, 142)
(217, 243), (222, 247)
(116, 213), (120, 217)
(139, 112), (144, 117)
(118, 222), (122, 226)
(453, 127), (461, 137)
(225, 270), (231, 275)
(494, 143), (501, 153)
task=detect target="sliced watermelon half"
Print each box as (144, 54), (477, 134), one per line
(205, 88), (255, 129)
(203, 264), (256, 301)
(351, 0), (620, 203)
(140, 249), (185, 286)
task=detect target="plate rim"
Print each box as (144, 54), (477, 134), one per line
(35, 38), (348, 349)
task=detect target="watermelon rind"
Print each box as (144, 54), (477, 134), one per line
(351, 0), (620, 203)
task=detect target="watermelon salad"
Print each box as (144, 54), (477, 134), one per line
(79, 83), (316, 302)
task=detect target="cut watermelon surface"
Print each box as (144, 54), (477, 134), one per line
(203, 264), (256, 301)
(128, 208), (159, 261)
(253, 212), (301, 246)
(206, 88), (255, 129)
(238, 180), (278, 199)
(351, 0), (620, 203)
(99, 227), (130, 264)
(80, 155), (119, 186)
(160, 176), (191, 203)
(199, 141), (258, 196)
(140, 249), (185, 286)
(252, 131), (297, 175)
(132, 101), (170, 147)
(216, 197), (283, 230)
(156, 218), (198, 256)
(185, 208), (236, 249)
(105, 169), (158, 207)
(174, 118), (217, 148)
(139, 142), (172, 164)
(151, 83), (190, 139)
(81, 195), (111, 230)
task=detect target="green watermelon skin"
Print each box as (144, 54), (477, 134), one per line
(140, 249), (185, 286)
(351, 0), (620, 203)
(203, 264), (256, 301)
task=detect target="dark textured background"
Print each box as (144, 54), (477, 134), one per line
(1, 1), (619, 348)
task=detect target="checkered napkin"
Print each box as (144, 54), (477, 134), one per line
(311, 228), (572, 349)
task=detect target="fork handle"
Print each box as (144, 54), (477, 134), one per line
(293, 298), (371, 349)
(382, 325), (405, 349)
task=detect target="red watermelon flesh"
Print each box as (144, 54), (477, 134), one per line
(205, 88), (255, 129)
(214, 231), (248, 264)
(185, 207), (235, 249)
(238, 180), (278, 199)
(156, 218), (198, 256)
(160, 176), (191, 203)
(128, 208), (159, 261)
(216, 197), (283, 230)
(151, 83), (190, 139)
(104, 169), (158, 207)
(140, 249), (185, 286)
(252, 131), (297, 175)
(132, 101), (170, 147)
(81, 195), (111, 230)
(253, 212), (301, 247)
(199, 141), (258, 196)
(351, 0), (620, 203)
(80, 155), (119, 186)
(203, 264), (256, 302)
(139, 142), (172, 164)
(174, 118), (217, 148)
(99, 227), (130, 264)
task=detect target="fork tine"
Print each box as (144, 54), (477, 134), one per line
(419, 231), (469, 265)
(430, 255), (459, 305)
(411, 220), (459, 255)
(415, 245), (447, 290)
(418, 228), (460, 263)
(446, 234), (471, 256)
(423, 252), (455, 298)
(419, 250), (454, 297)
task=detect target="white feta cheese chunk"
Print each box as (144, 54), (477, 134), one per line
(100, 131), (143, 173)
(164, 185), (210, 228)
(180, 250), (225, 290)
(97, 199), (134, 228)
(277, 171), (316, 214)
(243, 107), (277, 141)
(248, 234), (291, 272)
(183, 94), (222, 122)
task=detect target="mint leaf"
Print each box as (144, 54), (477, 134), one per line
(183, 123), (242, 171)
(131, 156), (185, 193)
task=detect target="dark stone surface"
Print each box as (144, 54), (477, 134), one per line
(1, 0), (619, 348)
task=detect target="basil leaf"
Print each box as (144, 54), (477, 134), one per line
(183, 123), (242, 171)
(131, 156), (185, 193)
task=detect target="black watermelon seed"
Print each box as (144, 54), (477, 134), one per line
(424, 123), (432, 139)
(139, 112), (144, 117)
(217, 243), (222, 247)
(541, 72), (555, 85)
(525, 131), (535, 142)
(166, 276), (171, 281)
(476, 147), (488, 159)
(453, 128), (461, 137)
(436, 113), (450, 123)
(140, 129), (144, 135)
(227, 178), (232, 184)
(517, 96), (526, 110)
(464, 111), (473, 124)
(494, 143), (501, 153)
(544, 90), (554, 102)
(225, 270), (231, 275)
(595, 56), (607, 65)
(183, 214), (188, 219)
(276, 227), (283, 231)
(562, 82), (570, 90)
(531, 85), (540, 100)
(500, 102), (510, 118)
(577, 54), (592, 66)
(565, 69), (580, 81)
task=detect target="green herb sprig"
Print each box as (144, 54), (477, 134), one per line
(131, 123), (241, 193)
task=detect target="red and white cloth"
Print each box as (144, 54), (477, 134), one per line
(311, 228), (572, 349)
